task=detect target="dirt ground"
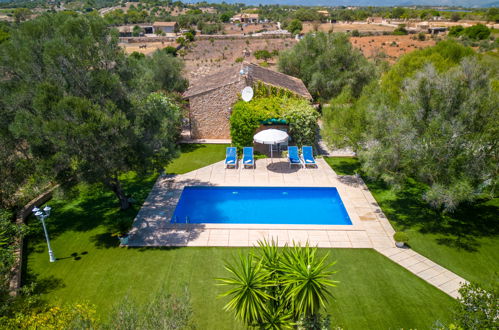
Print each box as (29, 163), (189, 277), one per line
(119, 33), (437, 81)
(224, 23), (280, 35)
(182, 38), (297, 81)
(120, 41), (178, 55)
(350, 34), (436, 63)
(302, 22), (395, 34)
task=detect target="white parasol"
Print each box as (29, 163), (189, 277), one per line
(253, 129), (289, 163)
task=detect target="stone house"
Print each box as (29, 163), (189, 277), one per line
(230, 13), (260, 24)
(182, 63), (312, 140)
(366, 17), (384, 24)
(153, 21), (178, 34)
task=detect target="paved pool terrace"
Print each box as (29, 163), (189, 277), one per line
(128, 157), (467, 298)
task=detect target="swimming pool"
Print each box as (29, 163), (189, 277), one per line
(171, 186), (352, 225)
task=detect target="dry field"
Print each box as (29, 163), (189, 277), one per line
(350, 34), (436, 63)
(183, 38), (297, 80)
(100, 2), (188, 16)
(224, 23), (280, 35)
(119, 33), (437, 81)
(302, 22), (395, 34)
(120, 41), (178, 55)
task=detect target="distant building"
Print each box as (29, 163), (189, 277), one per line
(428, 26), (447, 34)
(317, 10), (329, 17)
(417, 21), (430, 30)
(152, 21), (178, 34)
(199, 7), (217, 14)
(183, 63), (311, 139)
(366, 17), (383, 24)
(230, 13), (259, 24)
(116, 24), (153, 37)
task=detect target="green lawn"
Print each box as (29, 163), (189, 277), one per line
(25, 147), (459, 329)
(325, 157), (499, 289)
(165, 143), (228, 174)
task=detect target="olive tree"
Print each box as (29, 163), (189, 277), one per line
(278, 32), (375, 100)
(360, 58), (499, 211)
(0, 13), (184, 210)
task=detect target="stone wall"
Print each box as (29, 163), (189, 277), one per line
(188, 80), (245, 139)
(9, 185), (58, 296)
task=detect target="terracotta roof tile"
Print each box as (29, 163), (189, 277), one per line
(183, 63), (311, 99)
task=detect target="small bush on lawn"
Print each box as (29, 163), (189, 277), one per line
(393, 232), (409, 243)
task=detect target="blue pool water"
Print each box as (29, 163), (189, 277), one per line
(171, 186), (352, 225)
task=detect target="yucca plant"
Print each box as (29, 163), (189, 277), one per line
(217, 254), (272, 326)
(259, 303), (294, 330)
(279, 242), (338, 319)
(217, 240), (338, 328)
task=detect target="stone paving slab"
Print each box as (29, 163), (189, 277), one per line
(127, 157), (468, 299)
(376, 247), (468, 298)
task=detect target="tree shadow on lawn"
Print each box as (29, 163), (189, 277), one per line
(179, 143), (207, 153)
(22, 265), (66, 294)
(27, 172), (158, 250)
(367, 178), (499, 252)
(331, 158), (361, 176)
(90, 232), (120, 249)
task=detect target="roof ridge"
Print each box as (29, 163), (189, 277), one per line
(245, 62), (304, 83)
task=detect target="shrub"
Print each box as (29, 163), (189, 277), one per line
(393, 232), (409, 243)
(163, 46), (177, 56)
(452, 283), (498, 329)
(448, 24), (491, 41)
(448, 25), (464, 37)
(183, 31), (194, 42)
(287, 19), (303, 35)
(254, 49), (272, 61)
(230, 98), (280, 150)
(201, 23), (222, 35)
(230, 95), (318, 150)
(393, 26), (408, 35)
(4, 303), (98, 329)
(462, 24), (491, 41)
(418, 32), (426, 41)
(108, 288), (194, 329)
(351, 29), (360, 37)
(284, 100), (320, 147)
(234, 57), (244, 63)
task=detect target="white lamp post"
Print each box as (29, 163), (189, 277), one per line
(32, 206), (56, 262)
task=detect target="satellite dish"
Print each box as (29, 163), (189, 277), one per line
(241, 86), (254, 102)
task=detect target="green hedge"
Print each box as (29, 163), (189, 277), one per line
(230, 96), (319, 151)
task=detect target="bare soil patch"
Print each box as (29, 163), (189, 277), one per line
(350, 35), (436, 63)
(183, 38), (297, 81)
(302, 22), (395, 34)
(224, 23), (280, 35)
(120, 41), (178, 55)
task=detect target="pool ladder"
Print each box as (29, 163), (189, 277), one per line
(171, 216), (189, 224)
